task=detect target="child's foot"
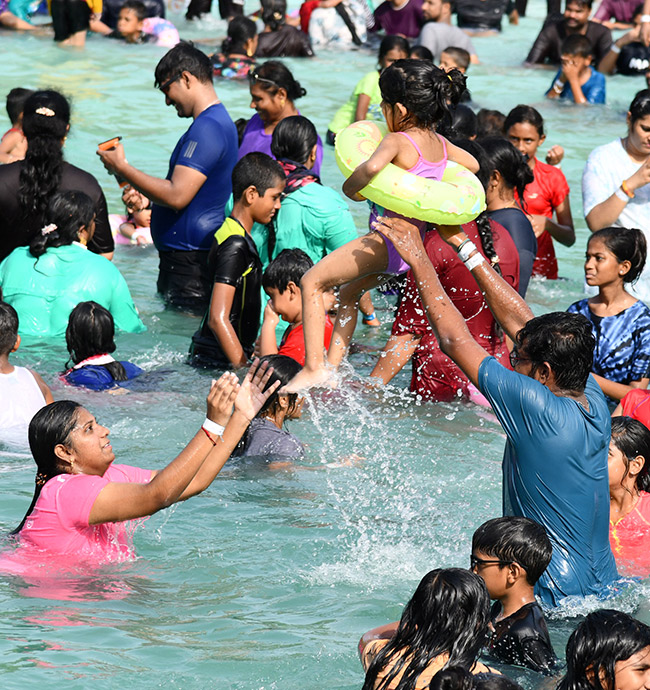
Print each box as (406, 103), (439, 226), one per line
(282, 365), (338, 393)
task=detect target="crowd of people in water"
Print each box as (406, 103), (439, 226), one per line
(6, 0), (650, 685)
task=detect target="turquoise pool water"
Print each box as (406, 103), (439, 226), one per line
(2, 5), (650, 688)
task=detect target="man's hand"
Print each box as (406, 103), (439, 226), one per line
(97, 142), (127, 175)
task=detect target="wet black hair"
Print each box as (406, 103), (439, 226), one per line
(263, 248), (313, 293)
(29, 190), (95, 259)
(610, 416), (650, 493)
(565, 0), (592, 9)
(271, 115), (318, 166)
(120, 0), (146, 20)
(429, 667), (474, 690)
(379, 59), (466, 131)
(515, 311), (595, 392)
(65, 301), (128, 382)
(221, 15), (257, 55)
(19, 90), (71, 221)
(12, 400), (83, 535)
(476, 109), (505, 139)
(6, 87), (34, 125)
(409, 45), (433, 61)
(231, 152), (285, 200)
(561, 34), (592, 59)
(504, 104), (545, 138)
(450, 104), (478, 140)
(480, 136), (534, 206)
(629, 89), (650, 125)
(442, 46), (471, 71)
(379, 35), (410, 63)
(472, 516), (552, 585)
(558, 610), (650, 690)
(261, 0), (286, 30)
(154, 41), (213, 88)
(588, 227), (647, 284)
(250, 60), (307, 102)
(362, 568), (490, 690)
(473, 674), (524, 690)
(0, 301), (19, 356)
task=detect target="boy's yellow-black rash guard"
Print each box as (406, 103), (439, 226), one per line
(189, 217), (262, 367)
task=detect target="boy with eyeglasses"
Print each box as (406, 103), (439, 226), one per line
(471, 517), (557, 674)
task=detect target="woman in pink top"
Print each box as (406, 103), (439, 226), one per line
(10, 361), (278, 561)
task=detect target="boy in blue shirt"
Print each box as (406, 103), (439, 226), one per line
(546, 34), (606, 104)
(472, 517), (558, 674)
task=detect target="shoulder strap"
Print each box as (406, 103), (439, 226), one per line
(396, 131), (423, 157)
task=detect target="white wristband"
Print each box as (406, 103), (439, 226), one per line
(457, 239), (478, 263)
(203, 418), (225, 436)
(465, 252), (486, 271)
(611, 43), (621, 54)
(615, 187), (630, 202)
(641, 13), (650, 22)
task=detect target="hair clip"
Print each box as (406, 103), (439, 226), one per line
(41, 223), (58, 236)
(35, 107), (55, 117)
(490, 255), (500, 265)
(35, 472), (49, 486)
(273, 11), (282, 19)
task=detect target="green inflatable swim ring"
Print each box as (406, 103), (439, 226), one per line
(335, 120), (486, 224)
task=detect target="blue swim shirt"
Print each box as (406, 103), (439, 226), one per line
(478, 356), (620, 607)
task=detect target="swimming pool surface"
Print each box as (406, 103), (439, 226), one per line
(1, 5), (650, 688)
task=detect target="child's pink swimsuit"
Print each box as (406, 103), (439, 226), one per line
(374, 132), (448, 275)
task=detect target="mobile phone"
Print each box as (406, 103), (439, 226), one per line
(98, 136), (122, 151)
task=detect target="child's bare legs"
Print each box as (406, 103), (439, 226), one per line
(284, 233), (389, 391)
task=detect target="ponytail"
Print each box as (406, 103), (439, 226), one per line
(480, 136), (534, 210)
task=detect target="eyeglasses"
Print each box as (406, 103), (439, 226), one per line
(470, 555), (513, 570)
(509, 350), (532, 369)
(158, 73), (181, 93)
(248, 70), (278, 88)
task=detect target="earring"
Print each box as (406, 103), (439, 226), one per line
(69, 459), (75, 473)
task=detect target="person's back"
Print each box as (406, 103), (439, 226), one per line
(477, 313), (620, 605)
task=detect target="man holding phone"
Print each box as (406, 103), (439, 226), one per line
(97, 41), (238, 311)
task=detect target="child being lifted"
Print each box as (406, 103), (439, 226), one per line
(285, 59), (479, 391)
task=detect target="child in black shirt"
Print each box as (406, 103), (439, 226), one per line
(471, 517), (558, 675)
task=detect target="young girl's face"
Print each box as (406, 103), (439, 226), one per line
(380, 47), (408, 71)
(608, 440), (630, 492)
(584, 238), (628, 287)
(506, 122), (545, 162)
(611, 646), (650, 690)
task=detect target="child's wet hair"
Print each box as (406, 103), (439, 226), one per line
(263, 248), (313, 293)
(379, 58), (466, 130)
(449, 104), (477, 140)
(251, 355), (301, 417)
(29, 190), (95, 259)
(504, 104), (545, 137)
(222, 15), (256, 55)
(271, 115), (318, 166)
(472, 516), (552, 585)
(231, 152), (285, 200)
(561, 34), (592, 59)
(442, 46), (471, 71)
(0, 301), (19, 356)
(6, 87), (34, 125)
(610, 416), (650, 493)
(120, 0), (147, 20)
(410, 45), (433, 61)
(589, 226), (647, 284)
(476, 108), (505, 139)
(379, 34), (410, 62)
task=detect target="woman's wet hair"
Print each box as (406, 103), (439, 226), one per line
(629, 88), (650, 126)
(362, 568), (490, 690)
(610, 416), (650, 493)
(588, 227), (647, 285)
(0, 301), (19, 356)
(480, 136), (534, 209)
(261, 0), (286, 30)
(221, 15), (256, 55)
(65, 301), (128, 382)
(29, 190), (95, 259)
(558, 610), (650, 690)
(379, 35), (410, 63)
(251, 60), (307, 101)
(263, 248), (313, 293)
(504, 104), (545, 138)
(12, 401), (82, 535)
(379, 59), (466, 131)
(449, 104), (478, 140)
(154, 40), (213, 88)
(515, 312), (595, 392)
(19, 90), (71, 222)
(271, 115), (318, 165)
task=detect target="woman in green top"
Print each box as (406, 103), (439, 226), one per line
(326, 35), (409, 144)
(0, 191), (145, 338)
